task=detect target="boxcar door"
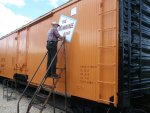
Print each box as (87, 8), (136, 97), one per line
(11, 34), (18, 77)
(7, 34), (18, 79)
(0, 38), (7, 77)
(16, 30), (28, 75)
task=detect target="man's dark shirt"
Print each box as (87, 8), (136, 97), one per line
(48, 28), (61, 41)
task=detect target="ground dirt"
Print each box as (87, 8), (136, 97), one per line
(0, 84), (64, 113)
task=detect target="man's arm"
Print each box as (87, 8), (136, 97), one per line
(53, 28), (65, 40)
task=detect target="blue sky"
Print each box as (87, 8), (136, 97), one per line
(5, 0), (69, 19)
(0, 0), (69, 37)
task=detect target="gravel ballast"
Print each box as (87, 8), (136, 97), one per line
(0, 84), (64, 113)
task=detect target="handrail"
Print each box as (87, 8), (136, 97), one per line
(63, 41), (68, 113)
(26, 41), (64, 112)
(17, 51), (48, 113)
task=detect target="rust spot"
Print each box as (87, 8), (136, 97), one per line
(15, 37), (18, 40)
(1, 58), (5, 62)
(1, 64), (4, 67)
(100, 2), (103, 8)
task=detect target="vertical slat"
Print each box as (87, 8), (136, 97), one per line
(139, 0), (142, 83)
(114, 0), (119, 106)
(127, 0), (132, 101)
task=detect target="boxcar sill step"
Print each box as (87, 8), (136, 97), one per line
(51, 75), (61, 79)
(47, 74), (61, 79)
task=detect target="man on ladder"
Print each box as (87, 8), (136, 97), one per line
(17, 21), (67, 113)
(46, 21), (65, 78)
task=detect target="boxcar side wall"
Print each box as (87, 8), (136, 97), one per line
(0, 0), (119, 106)
(26, 0), (102, 102)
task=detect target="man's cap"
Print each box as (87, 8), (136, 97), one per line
(51, 21), (60, 26)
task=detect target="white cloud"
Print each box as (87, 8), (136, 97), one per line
(49, 0), (59, 8)
(0, 0), (25, 7)
(0, 0), (70, 37)
(0, 3), (32, 37)
(32, 0), (70, 8)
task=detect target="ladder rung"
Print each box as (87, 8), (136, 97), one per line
(3, 89), (14, 92)
(32, 103), (46, 110)
(97, 45), (116, 48)
(56, 67), (65, 70)
(4, 90), (14, 93)
(3, 87), (8, 90)
(42, 85), (55, 91)
(36, 93), (48, 99)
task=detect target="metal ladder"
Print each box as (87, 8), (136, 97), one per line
(2, 79), (17, 101)
(17, 40), (67, 113)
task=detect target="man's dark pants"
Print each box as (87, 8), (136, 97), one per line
(47, 41), (57, 76)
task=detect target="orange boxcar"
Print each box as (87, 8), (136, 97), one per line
(0, 0), (150, 112)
